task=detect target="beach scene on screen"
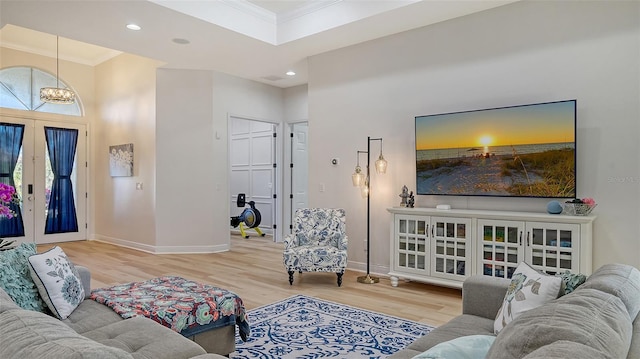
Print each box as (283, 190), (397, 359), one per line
(415, 101), (576, 197)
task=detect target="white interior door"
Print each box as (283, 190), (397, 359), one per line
(229, 117), (275, 237)
(291, 122), (309, 213)
(0, 117), (86, 244)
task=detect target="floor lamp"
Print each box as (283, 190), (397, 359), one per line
(352, 136), (387, 284)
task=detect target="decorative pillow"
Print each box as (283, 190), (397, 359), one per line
(493, 262), (562, 334)
(411, 335), (496, 359)
(28, 246), (85, 319)
(0, 243), (47, 312)
(556, 270), (587, 296)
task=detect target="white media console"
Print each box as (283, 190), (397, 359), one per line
(387, 207), (595, 289)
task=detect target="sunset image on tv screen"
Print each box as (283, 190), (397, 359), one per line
(415, 100), (576, 198)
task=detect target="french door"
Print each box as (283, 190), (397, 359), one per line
(0, 117), (86, 244)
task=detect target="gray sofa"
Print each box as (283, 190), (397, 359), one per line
(0, 266), (233, 359)
(389, 263), (640, 359)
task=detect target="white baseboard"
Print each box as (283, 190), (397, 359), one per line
(92, 235), (229, 254)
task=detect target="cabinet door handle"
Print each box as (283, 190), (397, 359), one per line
(431, 225), (434, 237)
(426, 224), (429, 238)
(526, 232), (530, 246)
(519, 231), (523, 245)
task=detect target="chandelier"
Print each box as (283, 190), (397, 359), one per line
(40, 36), (75, 104)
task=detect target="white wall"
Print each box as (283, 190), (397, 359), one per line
(211, 71), (285, 241)
(307, 1), (640, 273)
(155, 69), (224, 252)
(94, 54), (161, 250)
(155, 69), (284, 251)
(284, 85), (308, 124)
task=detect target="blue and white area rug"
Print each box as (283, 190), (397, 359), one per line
(230, 294), (434, 358)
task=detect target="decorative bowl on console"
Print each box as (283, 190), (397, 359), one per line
(563, 202), (596, 216)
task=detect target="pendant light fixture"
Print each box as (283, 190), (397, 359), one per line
(40, 36), (75, 104)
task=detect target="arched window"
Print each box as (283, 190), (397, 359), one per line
(0, 66), (82, 116)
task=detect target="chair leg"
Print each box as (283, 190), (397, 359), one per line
(337, 272), (343, 287)
(288, 271), (294, 285)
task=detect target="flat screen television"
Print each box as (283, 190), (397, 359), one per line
(415, 100), (576, 198)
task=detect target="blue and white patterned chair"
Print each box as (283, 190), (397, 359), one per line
(283, 208), (348, 287)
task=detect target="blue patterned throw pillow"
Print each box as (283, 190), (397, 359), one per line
(28, 246), (85, 319)
(0, 243), (47, 312)
(556, 270), (587, 296)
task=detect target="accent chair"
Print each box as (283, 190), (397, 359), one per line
(283, 208), (348, 286)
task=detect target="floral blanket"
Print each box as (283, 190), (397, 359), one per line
(90, 276), (250, 341)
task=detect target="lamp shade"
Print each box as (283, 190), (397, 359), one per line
(352, 165), (364, 186)
(375, 154), (387, 174)
(361, 178), (369, 198)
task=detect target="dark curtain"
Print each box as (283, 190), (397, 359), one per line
(44, 127), (78, 234)
(0, 123), (25, 237)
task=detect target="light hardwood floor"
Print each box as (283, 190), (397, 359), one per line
(39, 235), (462, 327)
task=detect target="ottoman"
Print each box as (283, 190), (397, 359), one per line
(90, 276), (250, 354)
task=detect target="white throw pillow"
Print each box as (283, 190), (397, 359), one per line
(28, 246), (85, 319)
(493, 262), (561, 334)
(411, 335), (496, 359)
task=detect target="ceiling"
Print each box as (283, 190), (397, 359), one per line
(0, 0), (518, 88)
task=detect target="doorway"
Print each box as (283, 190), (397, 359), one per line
(0, 117), (87, 244)
(229, 116), (278, 240)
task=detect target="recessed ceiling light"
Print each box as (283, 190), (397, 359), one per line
(172, 38), (190, 45)
(286, 71), (296, 76)
(126, 24), (141, 31)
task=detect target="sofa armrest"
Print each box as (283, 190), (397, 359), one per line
(462, 275), (510, 320)
(75, 265), (92, 299)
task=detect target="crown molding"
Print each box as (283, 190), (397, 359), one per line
(277, 0), (342, 24)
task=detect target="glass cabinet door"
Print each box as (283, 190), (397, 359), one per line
(395, 215), (429, 273)
(527, 222), (580, 274)
(431, 217), (471, 281)
(478, 219), (524, 279)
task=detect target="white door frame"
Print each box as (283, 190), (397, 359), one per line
(228, 114), (283, 242)
(283, 121), (309, 236)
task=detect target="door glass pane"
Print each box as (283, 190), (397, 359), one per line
(456, 241), (465, 257)
(546, 229), (558, 246)
(446, 241), (454, 255)
(533, 228), (544, 245)
(546, 250), (557, 267)
(483, 244), (492, 260)
(457, 223), (466, 238)
(408, 220), (415, 234)
(436, 239), (444, 254)
(496, 226), (505, 242)
(446, 223), (454, 237)
(44, 127), (79, 234)
(560, 230), (572, 248)
(483, 226), (493, 241)
(507, 227), (518, 243)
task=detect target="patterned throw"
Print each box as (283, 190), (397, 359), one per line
(91, 276), (250, 340)
(231, 294), (434, 358)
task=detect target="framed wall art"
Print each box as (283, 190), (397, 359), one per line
(109, 143), (134, 177)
